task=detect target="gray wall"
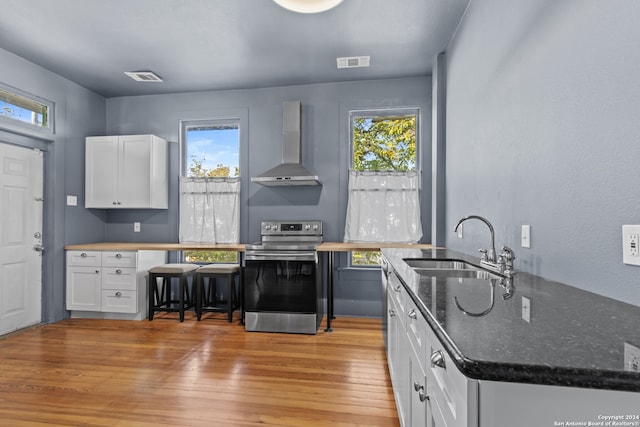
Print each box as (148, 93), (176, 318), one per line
(0, 47), (106, 323)
(444, 0), (640, 306)
(104, 77), (432, 316)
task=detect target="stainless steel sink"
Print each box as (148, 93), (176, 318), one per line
(413, 268), (500, 280)
(403, 259), (502, 280)
(403, 259), (480, 271)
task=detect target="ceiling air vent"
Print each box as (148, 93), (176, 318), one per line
(337, 56), (370, 69)
(124, 71), (163, 82)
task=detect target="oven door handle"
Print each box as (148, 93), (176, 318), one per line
(245, 252), (318, 262)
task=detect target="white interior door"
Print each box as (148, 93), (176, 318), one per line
(0, 142), (43, 335)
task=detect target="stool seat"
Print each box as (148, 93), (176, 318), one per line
(195, 264), (241, 322)
(196, 264), (240, 275)
(149, 264), (199, 274)
(148, 263), (199, 322)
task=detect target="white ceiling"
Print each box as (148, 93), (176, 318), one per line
(0, 0), (470, 98)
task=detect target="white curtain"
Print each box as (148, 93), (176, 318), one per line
(344, 171), (422, 243)
(179, 177), (240, 244)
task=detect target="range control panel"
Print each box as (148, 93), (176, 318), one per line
(261, 220), (323, 236)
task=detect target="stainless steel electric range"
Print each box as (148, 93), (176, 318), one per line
(243, 220), (323, 334)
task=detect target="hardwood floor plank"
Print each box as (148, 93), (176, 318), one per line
(0, 316), (399, 426)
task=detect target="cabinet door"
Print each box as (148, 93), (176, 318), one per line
(85, 136), (119, 208)
(66, 266), (101, 311)
(409, 350), (428, 427)
(118, 135), (152, 208)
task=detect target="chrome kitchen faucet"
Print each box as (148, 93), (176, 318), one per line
(454, 215), (516, 276)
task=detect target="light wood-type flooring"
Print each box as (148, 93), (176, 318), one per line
(0, 314), (399, 427)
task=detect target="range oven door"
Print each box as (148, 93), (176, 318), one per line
(244, 251), (322, 334)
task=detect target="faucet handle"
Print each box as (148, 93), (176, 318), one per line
(478, 248), (488, 261)
(500, 246), (516, 271)
(500, 245), (515, 260)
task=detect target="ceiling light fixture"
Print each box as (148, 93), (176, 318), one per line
(273, 0), (343, 14)
(124, 71), (163, 83)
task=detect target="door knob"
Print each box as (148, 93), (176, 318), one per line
(33, 244), (45, 254)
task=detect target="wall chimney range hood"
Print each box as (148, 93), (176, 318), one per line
(251, 101), (321, 187)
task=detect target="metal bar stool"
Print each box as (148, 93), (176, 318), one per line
(195, 264), (241, 322)
(148, 263), (199, 322)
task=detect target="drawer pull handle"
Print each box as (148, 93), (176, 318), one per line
(95, 270), (100, 274)
(431, 350), (446, 369)
(115, 292), (122, 297)
(115, 253), (122, 259)
(81, 253), (87, 258)
(419, 391), (429, 402)
(116, 269), (122, 274)
(413, 381), (424, 392)
(408, 309), (417, 319)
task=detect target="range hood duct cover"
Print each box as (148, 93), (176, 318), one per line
(251, 101), (321, 187)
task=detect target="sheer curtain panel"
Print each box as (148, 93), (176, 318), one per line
(344, 171), (422, 243)
(179, 177), (240, 244)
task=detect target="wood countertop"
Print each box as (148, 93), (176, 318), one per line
(64, 242), (246, 251)
(316, 242), (434, 251)
(64, 242), (434, 252)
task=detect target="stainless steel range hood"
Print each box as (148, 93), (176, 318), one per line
(251, 100), (321, 187)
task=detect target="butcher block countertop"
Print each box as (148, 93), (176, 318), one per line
(64, 242), (435, 251)
(317, 242), (434, 251)
(64, 242), (247, 251)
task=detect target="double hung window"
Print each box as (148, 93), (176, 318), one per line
(345, 108), (422, 266)
(180, 119), (240, 263)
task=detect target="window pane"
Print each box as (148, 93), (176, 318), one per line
(184, 250), (238, 264)
(352, 113), (416, 172)
(186, 123), (239, 177)
(351, 250), (381, 267)
(0, 87), (48, 127)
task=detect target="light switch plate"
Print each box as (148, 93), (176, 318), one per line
(622, 225), (640, 265)
(521, 296), (531, 322)
(134, 222), (141, 233)
(521, 225), (531, 248)
(624, 342), (640, 372)
(66, 195), (77, 206)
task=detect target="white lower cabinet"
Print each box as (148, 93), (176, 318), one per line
(387, 267), (478, 427)
(384, 268), (640, 427)
(66, 250), (166, 320)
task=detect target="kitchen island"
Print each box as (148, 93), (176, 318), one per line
(382, 247), (640, 426)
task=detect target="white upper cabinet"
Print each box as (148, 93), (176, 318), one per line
(85, 134), (168, 209)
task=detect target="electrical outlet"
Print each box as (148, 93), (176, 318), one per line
(622, 225), (640, 265)
(624, 342), (640, 372)
(521, 225), (531, 248)
(134, 222), (141, 233)
(521, 296), (531, 323)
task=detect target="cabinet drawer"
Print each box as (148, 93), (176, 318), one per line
(406, 297), (428, 372)
(102, 251), (137, 268)
(101, 290), (137, 313)
(101, 267), (137, 290)
(426, 326), (473, 427)
(67, 251), (101, 266)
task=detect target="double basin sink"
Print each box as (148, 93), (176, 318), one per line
(403, 258), (502, 280)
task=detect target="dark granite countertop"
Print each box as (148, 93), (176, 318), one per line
(381, 247), (640, 392)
